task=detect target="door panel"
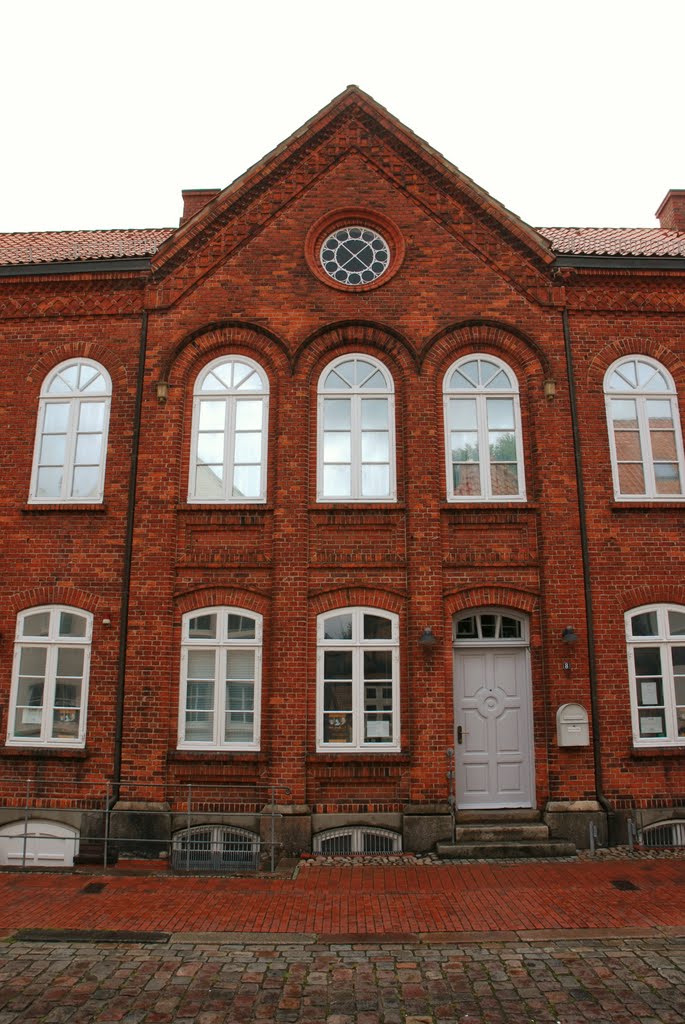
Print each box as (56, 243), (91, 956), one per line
(454, 647), (533, 808)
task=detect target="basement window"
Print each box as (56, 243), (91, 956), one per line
(171, 825), (260, 871)
(313, 826), (402, 855)
(639, 819), (685, 848)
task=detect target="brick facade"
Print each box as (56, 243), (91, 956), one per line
(0, 87), (683, 859)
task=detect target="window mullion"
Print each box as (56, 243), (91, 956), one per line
(477, 394), (489, 499)
(224, 397), (235, 502)
(259, 396), (268, 501)
(662, 641), (678, 742)
(354, 644), (363, 749)
(351, 394), (362, 499)
(62, 398), (80, 500)
(636, 396), (656, 498)
(216, 647), (225, 747)
(42, 643), (57, 744)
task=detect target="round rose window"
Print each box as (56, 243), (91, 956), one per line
(320, 226), (390, 286)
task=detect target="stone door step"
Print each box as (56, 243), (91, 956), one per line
(455, 809), (541, 823)
(436, 840), (577, 860)
(454, 824), (549, 843)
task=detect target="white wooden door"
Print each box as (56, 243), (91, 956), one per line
(454, 647), (533, 808)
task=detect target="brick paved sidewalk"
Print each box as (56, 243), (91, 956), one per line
(1, 933), (684, 1024)
(0, 858), (684, 938)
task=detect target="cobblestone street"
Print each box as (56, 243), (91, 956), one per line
(1, 933), (684, 1024)
(1, 858), (684, 1022)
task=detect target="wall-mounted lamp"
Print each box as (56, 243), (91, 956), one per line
(102, 618), (111, 627)
(419, 627), (438, 647)
(543, 379), (556, 401)
(562, 625), (578, 644)
(155, 380), (169, 405)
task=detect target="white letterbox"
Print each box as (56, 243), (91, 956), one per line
(556, 703), (589, 747)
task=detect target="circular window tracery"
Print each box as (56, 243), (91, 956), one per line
(320, 225), (390, 286)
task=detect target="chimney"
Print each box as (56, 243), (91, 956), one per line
(656, 190), (685, 232)
(180, 189), (221, 226)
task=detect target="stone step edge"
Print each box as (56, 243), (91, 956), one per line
(454, 825), (549, 838)
(436, 841), (577, 859)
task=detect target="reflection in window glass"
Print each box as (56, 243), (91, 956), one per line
(190, 358), (269, 503)
(31, 360), (111, 503)
(180, 608), (261, 749)
(319, 356), (395, 501)
(444, 355), (525, 501)
(10, 607), (91, 747)
(605, 357), (684, 499)
(627, 605), (685, 744)
(318, 608), (398, 750)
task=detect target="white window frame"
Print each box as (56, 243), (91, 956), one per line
(178, 606), (262, 751)
(453, 608), (529, 647)
(604, 356), (685, 501)
(625, 603), (685, 747)
(316, 607), (400, 752)
(188, 355), (269, 504)
(29, 359), (111, 504)
(317, 354), (396, 502)
(7, 606), (92, 748)
(443, 354), (526, 502)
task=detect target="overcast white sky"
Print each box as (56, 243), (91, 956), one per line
(1, 0), (683, 233)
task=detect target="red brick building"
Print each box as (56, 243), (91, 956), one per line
(1, 88), (684, 865)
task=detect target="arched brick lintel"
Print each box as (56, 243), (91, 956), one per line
(586, 339), (685, 392)
(443, 586), (539, 619)
(162, 320), (292, 386)
(5, 587), (105, 617)
(173, 585), (272, 617)
(620, 586), (685, 615)
(294, 320), (418, 380)
(309, 585), (405, 617)
(26, 343), (129, 392)
(422, 319), (551, 381)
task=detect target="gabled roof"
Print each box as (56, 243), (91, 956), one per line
(0, 228), (173, 266)
(0, 87), (683, 270)
(152, 85), (555, 271)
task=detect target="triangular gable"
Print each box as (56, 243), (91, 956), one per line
(149, 86), (556, 308)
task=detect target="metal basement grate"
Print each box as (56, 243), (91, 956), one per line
(312, 826), (402, 856)
(171, 825), (260, 872)
(639, 819), (685, 848)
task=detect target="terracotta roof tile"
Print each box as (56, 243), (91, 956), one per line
(538, 226), (685, 258)
(0, 228), (174, 266)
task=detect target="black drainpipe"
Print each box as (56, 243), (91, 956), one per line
(562, 307), (616, 844)
(111, 309), (149, 801)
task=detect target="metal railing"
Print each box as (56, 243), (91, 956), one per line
(0, 775), (292, 873)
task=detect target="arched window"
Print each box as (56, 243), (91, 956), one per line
(625, 604), (685, 745)
(318, 355), (395, 501)
(189, 356), (269, 502)
(30, 359), (111, 502)
(8, 606), (92, 747)
(605, 356), (685, 499)
(317, 607), (399, 750)
(179, 607), (262, 749)
(313, 826), (402, 855)
(443, 355), (525, 501)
